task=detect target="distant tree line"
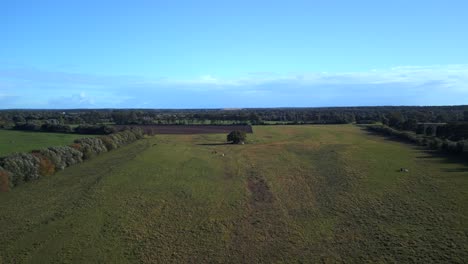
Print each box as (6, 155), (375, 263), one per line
(0, 128), (144, 191)
(1, 106), (467, 127)
(1, 107), (468, 142)
(12, 123), (116, 135)
(434, 123), (468, 141)
(380, 110), (468, 143)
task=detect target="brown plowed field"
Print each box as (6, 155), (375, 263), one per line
(114, 124), (253, 135)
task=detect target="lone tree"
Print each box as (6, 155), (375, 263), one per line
(227, 131), (246, 144)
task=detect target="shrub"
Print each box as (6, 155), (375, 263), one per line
(31, 152), (56, 176)
(428, 138), (443, 150)
(73, 138), (108, 159)
(98, 128), (143, 150)
(99, 136), (118, 151)
(13, 122), (41, 131)
(40, 123), (73, 133)
(0, 166), (10, 192)
(0, 127), (145, 190)
(39, 146), (83, 170)
(0, 153), (41, 186)
(227, 130), (247, 144)
(131, 127), (144, 139)
(74, 124), (116, 135)
(366, 125), (466, 155)
(70, 143), (81, 151)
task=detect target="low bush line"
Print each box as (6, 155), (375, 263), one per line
(0, 128), (144, 191)
(365, 125), (468, 158)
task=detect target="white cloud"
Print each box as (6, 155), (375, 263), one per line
(199, 75), (217, 82)
(155, 64), (468, 91)
(47, 93), (96, 108)
(1, 64), (468, 108)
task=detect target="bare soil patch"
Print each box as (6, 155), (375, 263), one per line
(247, 175), (273, 205)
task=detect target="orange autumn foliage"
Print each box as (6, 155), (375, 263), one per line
(32, 153), (56, 176)
(0, 170), (10, 192)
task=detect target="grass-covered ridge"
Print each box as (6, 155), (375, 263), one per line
(0, 125), (467, 263)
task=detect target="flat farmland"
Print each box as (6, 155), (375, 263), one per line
(0, 125), (467, 263)
(114, 124), (253, 135)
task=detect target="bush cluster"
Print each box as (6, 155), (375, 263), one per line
(74, 124), (116, 135)
(0, 153), (41, 188)
(73, 138), (108, 159)
(227, 130), (247, 144)
(41, 123), (73, 133)
(13, 122), (41, 131)
(36, 146), (83, 170)
(0, 166), (11, 192)
(0, 128), (144, 191)
(366, 125), (468, 157)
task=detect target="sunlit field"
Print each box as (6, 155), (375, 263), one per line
(0, 125), (467, 263)
(0, 130), (93, 156)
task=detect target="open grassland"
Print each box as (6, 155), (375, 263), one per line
(0, 130), (92, 157)
(0, 125), (467, 263)
(114, 124), (253, 135)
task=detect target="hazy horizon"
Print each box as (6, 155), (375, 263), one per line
(2, 104), (468, 111)
(2, 1), (467, 108)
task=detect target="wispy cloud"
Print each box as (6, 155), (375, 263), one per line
(47, 92), (97, 108)
(1, 65), (467, 108)
(0, 68), (143, 86)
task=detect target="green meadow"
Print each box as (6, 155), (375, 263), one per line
(0, 130), (89, 156)
(0, 125), (467, 263)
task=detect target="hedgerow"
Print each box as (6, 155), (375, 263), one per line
(0, 166), (10, 191)
(0, 128), (145, 191)
(32, 153), (56, 176)
(74, 124), (116, 135)
(37, 146), (83, 170)
(366, 125), (468, 158)
(0, 153), (41, 187)
(74, 138), (108, 159)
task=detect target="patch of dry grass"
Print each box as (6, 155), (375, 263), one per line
(0, 125), (466, 263)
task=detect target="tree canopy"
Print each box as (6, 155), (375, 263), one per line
(227, 131), (246, 144)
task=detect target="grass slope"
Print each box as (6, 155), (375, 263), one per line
(0, 125), (467, 263)
(0, 130), (89, 156)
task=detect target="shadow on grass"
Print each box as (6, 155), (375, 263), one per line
(418, 149), (468, 164)
(363, 130), (422, 145)
(362, 128), (468, 174)
(196, 143), (232, 146)
(442, 168), (468, 173)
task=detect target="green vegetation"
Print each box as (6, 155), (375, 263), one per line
(0, 129), (144, 190)
(0, 130), (90, 156)
(0, 125), (467, 263)
(227, 130), (247, 144)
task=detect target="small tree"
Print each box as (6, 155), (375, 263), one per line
(227, 131), (246, 144)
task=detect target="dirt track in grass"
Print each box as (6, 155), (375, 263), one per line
(1, 125), (467, 263)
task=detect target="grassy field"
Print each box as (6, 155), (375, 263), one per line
(0, 125), (467, 263)
(0, 130), (90, 156)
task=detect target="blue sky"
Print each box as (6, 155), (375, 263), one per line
(1, 0), (467, 108)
